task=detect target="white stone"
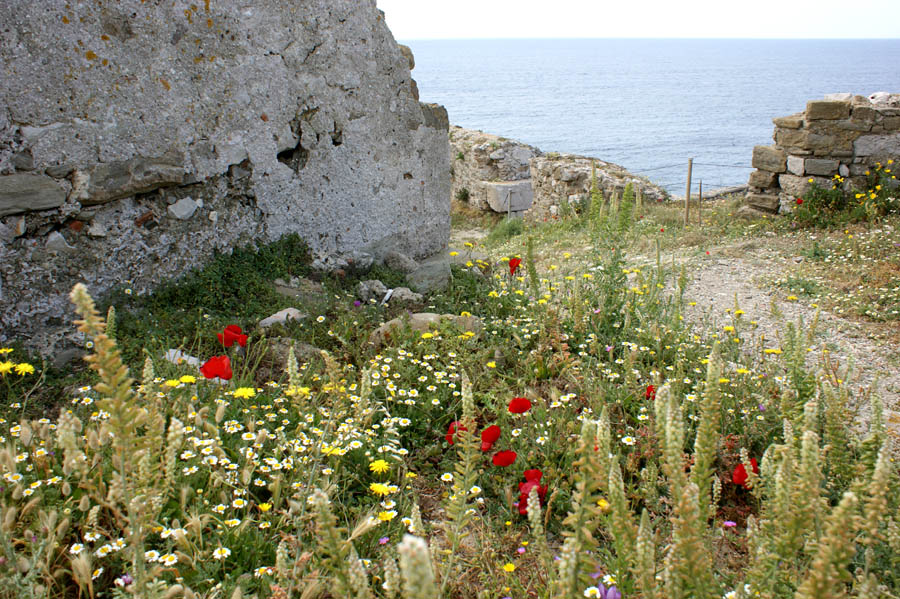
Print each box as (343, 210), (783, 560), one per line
(45, 231), (73, 252)
(163, 349), (200, 368)
(167, 197), (198, 220)
(484, 180), (533, 212)
(787, 155), (805, 176)
(259, 308), (307, 329)
(86, 222), (107, 237)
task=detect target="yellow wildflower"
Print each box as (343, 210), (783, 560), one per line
(369, 459), (390, 474)
(502, 563), (516, 573)
(370, 482), (391, 496)
(234, 387), (256, 399)
(0, 361), (13, 375)
(14, 363), (34, 376)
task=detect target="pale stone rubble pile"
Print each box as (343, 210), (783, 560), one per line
(450, 126), (668, 220)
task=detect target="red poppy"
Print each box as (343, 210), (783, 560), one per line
(517, 475), (548, 515)
(523, 468), (543, 482)
(508, 257), (522, 276)
(732, 458), (759, 488)
(645, 384), (656, 400)
(217, 325), (248, 348)
(796, 198), (804, 205)
(508, 397), (532, 414)
(480, 425), (501, 452)
(492, 450), (517, 467)
(200, 355), (233, 380)
(445, 421), (468, 445)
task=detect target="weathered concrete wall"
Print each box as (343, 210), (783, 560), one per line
(746, 93), (900, 213)
(0, 0), (450, 352)
(450, 126), (668, 219)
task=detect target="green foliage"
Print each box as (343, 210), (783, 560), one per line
(3, 207), (899, 599)
(618, 182), (636, 233)
(793, 162), (899, 228)
(455, 187), (470, 203)
(485, 216), (524, 244)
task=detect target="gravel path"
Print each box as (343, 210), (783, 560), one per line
(678, 239), (900, 451)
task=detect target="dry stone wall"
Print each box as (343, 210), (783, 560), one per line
(450, 126), (667, 219)
(0, 0), (450, 353)
(746, 93), (900, 213)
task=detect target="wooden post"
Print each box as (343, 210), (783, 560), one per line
(698, 180), (702, 227)
(683, 158), (693, 227)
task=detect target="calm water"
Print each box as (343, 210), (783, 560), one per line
(402, 38), (900, 194)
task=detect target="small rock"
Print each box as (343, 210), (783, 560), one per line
(208, 210), (219, 224)
(259, 307), (307, 329)
(13, 216), (26, 237)
(163, 349), (200, 367)
(793, 256), (804, 263)
(390, 287), (423, 305)
(384, 250), (419, 273)
(344, 250), (374, 271)
(52, 348), (87, 369)
(489, 149), (504, 161)
(45, 231), (73, 252)
(358, 279), (389, 303)
(45, 165), (74, 178)
(11, 151), (34, 171)
(406, 254), (450, 293)
(168, 197), (198, 220)
(0, 222), (16, 244)
(369, 312), (483, 348)
(87, 221), (108, 237)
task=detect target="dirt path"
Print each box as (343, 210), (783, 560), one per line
(675, 239), (900, 450)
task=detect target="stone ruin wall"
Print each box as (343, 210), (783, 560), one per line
(746, 93), (900, 213)
(450, 126), (668, 219)
(0, 0), (450, 353)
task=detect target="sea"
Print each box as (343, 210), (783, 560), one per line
(400, 38), (900, 195)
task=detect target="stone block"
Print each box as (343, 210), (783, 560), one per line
(772, 114), (804, 129)
(748, 170), (777, 188)
(787, 156), (805, 176)
(775, 129), (810, 150)
(745, 193), (780, 213)
(484, 180), (534, 213)
(779, 174), (830, 197)
(804, 159), (840, 176)
(806, 100), (851, 120)
(852, 105), (879, 122)
(854, 133), (900, 157)
(73, 155), (185, 206)
(0, 173), (67, 217)
(751, 146), (787, 173)
(884, 117), (900, 131)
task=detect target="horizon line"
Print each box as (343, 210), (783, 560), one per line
(397, 36), (900, 42)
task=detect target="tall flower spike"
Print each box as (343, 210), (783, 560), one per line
(397, 535), (437, 599)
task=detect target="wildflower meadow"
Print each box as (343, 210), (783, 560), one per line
(1, 182), (898, 599)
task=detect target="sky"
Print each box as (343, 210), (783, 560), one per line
(376, 0), (900, 40)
